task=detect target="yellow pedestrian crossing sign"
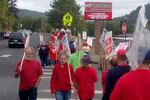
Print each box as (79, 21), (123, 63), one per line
(63, 13), (73, 26)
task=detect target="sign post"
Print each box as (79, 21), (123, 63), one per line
(122, 22), (127, 42)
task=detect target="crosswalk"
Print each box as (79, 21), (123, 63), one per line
(37, 66), (103, 100)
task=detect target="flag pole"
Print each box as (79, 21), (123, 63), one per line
(19, 34), (30, 71)
(19, 52), (26, 71)
(61, 34), (77, 100)
(78, 33), (81, 67)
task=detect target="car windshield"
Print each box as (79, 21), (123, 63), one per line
(10, 33), (23, 38)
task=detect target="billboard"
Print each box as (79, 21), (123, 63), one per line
(85, 2), (112, 20)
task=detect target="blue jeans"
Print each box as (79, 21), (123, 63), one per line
(19, 87), (37, 100)
(55, 90), (71, 100)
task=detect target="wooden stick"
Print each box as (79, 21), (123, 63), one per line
(19, 52), (26, 71)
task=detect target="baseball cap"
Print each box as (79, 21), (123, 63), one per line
(117, 49), (127, 57)
(81, 54), (91, 65)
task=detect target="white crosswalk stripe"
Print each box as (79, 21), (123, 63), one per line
(38, 89), (102, 94)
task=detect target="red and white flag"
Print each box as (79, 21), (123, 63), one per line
(61, 34), (71, 57)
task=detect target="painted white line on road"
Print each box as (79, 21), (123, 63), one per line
(43, 72), (52, 75)
(38, 90), (102, 94)
(41, 76), (51, 79)
(37, 98), (80, 100)
(37, 98), (100, 100)
(42, 69), (52, 72)
(0, 54), (11, 57)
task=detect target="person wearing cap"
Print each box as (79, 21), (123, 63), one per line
(102, 49), (130, 100)
(74, 55), (98, 100)
(101, 55), (118, 94)
(110, 49), (150, 100)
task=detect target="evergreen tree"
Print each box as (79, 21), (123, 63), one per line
(48, 0), (85, 35)
(8, 0), (18, 17)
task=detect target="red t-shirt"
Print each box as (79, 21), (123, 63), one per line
(75, 66), (98, 100)
(50, 62), (75, 94)
(15, 59), (43, 90)
(110, 69), (150, 100)
(101, 69), (109, 94)
(48, 44), (62, 60)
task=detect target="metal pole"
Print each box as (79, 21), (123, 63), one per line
(125, 32), (126, 42)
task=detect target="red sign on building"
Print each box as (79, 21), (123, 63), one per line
(85, 2), (112, 20)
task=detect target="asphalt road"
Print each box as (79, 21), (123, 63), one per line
(0, 33), (102, 100)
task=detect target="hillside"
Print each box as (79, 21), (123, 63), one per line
(18, 9), (48, 19)
(114, 3), (150, 24)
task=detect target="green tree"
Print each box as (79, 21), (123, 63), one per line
(0, 0), (17, 31)
(8, 0), (18, 17)
(87, 21), (95, 36)
(48, 0), (84, 35)
(19, 16), (34, 30)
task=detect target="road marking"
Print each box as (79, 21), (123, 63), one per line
(0, 54), (11, 57)
(37, 98), (100, 100)
(41, 76), (51, 79)
(43, 72), (52, 75)
(37, 98), (79, 100)
(38, 90), (102, 94)
(42, 68), (52, 72)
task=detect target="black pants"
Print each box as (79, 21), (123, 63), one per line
(40, 56), (49, 68)
(19, 87), (37, 100)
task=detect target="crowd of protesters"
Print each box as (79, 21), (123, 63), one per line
(14, 26), (150, 100)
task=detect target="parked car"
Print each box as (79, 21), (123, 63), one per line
(3, 31), (11, 39)
(0, 32), (3, 40)
(8, 32), (26, 48)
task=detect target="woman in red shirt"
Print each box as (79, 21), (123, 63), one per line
(50, 52), (75, 100)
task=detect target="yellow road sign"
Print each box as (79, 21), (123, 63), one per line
(63, 13), (73, 22)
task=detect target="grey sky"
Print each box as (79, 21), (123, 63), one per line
(16, 0), (150, 18)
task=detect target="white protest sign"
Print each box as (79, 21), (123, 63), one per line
(104, 31), (113, 59)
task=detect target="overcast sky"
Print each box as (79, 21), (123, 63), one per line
(16, 0), (150, 18)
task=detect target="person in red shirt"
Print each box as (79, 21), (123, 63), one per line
(48, 41), (63, 66)
(110, 49), (150, 100)
(50, 51), (75, 100)
(14, 47), (43, 100)
(101, 55), (118, 94)
(74, 55), (98, 100)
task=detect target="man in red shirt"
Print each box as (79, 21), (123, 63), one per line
(110, 49), (150, 100)
(74, 55), (98, 100)
(14, 47), (43, 100)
